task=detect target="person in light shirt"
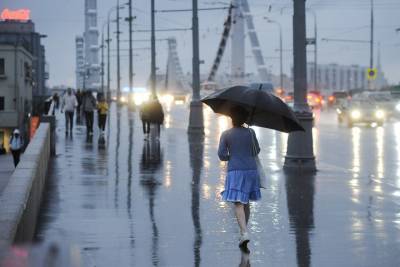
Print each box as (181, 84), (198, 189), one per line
(61, 88), (78, 135)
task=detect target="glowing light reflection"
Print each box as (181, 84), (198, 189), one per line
(351, 127), (361, 175)
(268, 132), (279, 171)
(218, 115), (230, 136)
(395, 123), (400, 187)
(376, 127), (385, 179)
(164, 114), (171, 129)
(351, 127), (361, 203)
(280, 133), (288, 157)
(312, 127), (319, 157)
(202, 183), (211, 200)
(164, 160), (172, 188)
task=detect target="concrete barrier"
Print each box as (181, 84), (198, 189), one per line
(0, 123), (51, 251)
(41, 115), (56, 156)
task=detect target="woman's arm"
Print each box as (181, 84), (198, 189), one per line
(218, 132), (229, 161)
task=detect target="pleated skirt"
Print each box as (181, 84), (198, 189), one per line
(221, 169), (261, 204)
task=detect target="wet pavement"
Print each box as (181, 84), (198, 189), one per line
(0, 155), (14, 195)
(35, 103), (400, 266)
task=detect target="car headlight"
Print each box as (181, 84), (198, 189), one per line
(134, 93), (150, 106)
(351, 110), (361, 119)
(375, 110), (385, 119)
(396, 103), (400, 112)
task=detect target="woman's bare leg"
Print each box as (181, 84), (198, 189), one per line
(244, 203), (250, 225)
(234, 203), (248, 234)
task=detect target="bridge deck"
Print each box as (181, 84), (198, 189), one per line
(33, 103), (400, 267)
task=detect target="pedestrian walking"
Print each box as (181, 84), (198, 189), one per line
(52, 92), (60, 114)
(97, 93), (108, 134)
(61, 88), (78, 135)
(140, 101), (151, 139)
(82, 90), (97, 135)
(140, 96), (164, 139)
(75, 89), (83, 123)
(217, 106), (261, 249)
(149, 97), (164, 137)
(148, 95), (164, 137)
(9, 129), (24, 167)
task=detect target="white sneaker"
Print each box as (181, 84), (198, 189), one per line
(239, 232), (250, 247)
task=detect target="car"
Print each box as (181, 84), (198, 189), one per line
(327, 91), (350, 108)
(307, 91), (323, 109)
(336, 99), (386, 127)
(365, 91), (396, 118)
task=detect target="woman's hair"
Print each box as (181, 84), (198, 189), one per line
(230, 106), (249, 127)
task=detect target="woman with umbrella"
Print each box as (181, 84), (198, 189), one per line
(218, 106), (261, 249)
(203, 85), (304, 249)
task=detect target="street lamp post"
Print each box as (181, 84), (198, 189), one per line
(150, 0), (156, 97)
(101, 21), (107, 98)
(107, 10), (112, 102)
(188, 0), (204, 133)
(106, 4), (124, 103)
(116, 0), (122, 104)
(284, 0), (316, 172)
(265, 18), (283, 91)
(308, 10), (318, 91)
(281, 7), (318, 91)
(369, 0), (374, 90)
(127, 0), (135, 108)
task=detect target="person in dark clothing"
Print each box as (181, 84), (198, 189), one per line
(52, 93), (60, 114)
(75, 89), (83, 123)
(148, 97), (164, 136)
(140, 101), (151, 137)
(9, 129), (24, 167)
(82, 90), (97, 135)
(140, 96), (164, 139)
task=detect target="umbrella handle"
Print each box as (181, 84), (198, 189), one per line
(248, 84), (262, 125)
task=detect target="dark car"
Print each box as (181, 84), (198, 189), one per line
(337, 99), (386, 127)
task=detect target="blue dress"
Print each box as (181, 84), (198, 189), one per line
(218, 127), (262, 204)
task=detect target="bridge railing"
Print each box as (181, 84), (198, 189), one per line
(0, 123), (51, 251)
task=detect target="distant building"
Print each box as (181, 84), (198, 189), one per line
(75, 36), (85, 89)
(306, 62), (388, 94)
(0, 43), (33, 151)
(82, 0), (100, 90)
(0, 14), (48, 150)
(0, 19), (48, 97)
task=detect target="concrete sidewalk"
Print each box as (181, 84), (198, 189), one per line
(0, 154), (14, 195)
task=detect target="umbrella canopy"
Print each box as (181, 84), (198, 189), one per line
(201, 85), (304, 132)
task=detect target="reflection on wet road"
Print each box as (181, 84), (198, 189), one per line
(36, 105), (400, 266)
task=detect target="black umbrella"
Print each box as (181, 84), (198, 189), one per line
(201, 85), (304, 133)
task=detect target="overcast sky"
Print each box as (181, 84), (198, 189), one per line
(2, 0), (399, 88)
